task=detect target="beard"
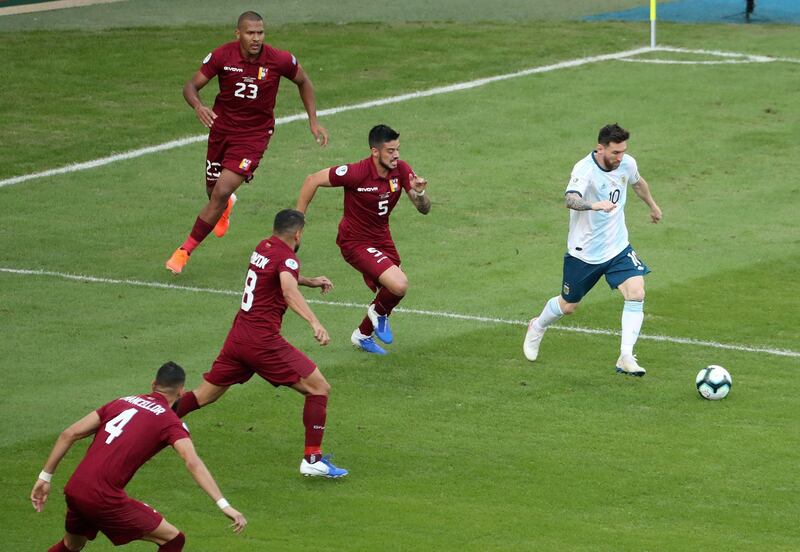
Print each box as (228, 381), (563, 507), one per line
(379, 158), (396, 172)
(294, 243), (301, 253)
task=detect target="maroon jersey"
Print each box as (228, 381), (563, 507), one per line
(200, 41), (299, 134)
(64, 394), (189, 498)
(228, 236), (300, 342)
(327, 157), (414, 246)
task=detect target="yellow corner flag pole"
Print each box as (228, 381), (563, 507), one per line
(650, 0), (657, 48)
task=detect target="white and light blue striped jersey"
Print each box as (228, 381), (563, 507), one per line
(564, 152), (640, 264)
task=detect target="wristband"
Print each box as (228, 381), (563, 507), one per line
(38, 471), (53, 483)
(416, 189), (426, 197)
(216, 498), (230, 510)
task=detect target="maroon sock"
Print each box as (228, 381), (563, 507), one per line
(47, 542), (70, 552)
(303, 394), (328, 461)
(358, 315), (373, 336)
(159, 532), (185, 551)
(180, 217), (214, 254)
(174, 391), (200, 418)
(373, 287), (404, 316)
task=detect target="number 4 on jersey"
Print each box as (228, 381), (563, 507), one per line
(104, 408), (138, 444)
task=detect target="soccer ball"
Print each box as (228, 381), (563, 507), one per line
(695, 365), (732, 400)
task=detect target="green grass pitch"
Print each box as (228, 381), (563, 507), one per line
(1, 6), (798, 551)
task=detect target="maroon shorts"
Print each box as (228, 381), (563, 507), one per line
(205, 127), (272, 186)
(64, 491), (162, 546)
(340, 241), (401, 292)
(205, 334), (316, 388)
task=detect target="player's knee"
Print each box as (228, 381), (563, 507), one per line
(63, 534), (87, 551)
(389, 276), (409, 296)
(312, 379), (331, 396)
(625, 287), (645, 302)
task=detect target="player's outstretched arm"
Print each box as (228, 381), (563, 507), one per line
(183, 70), (217, 129)
(631, 177), (662, 223)
(172, 438), (247, 533)
(31, 411), (101, 512)
(406, 173), (431, 215)
(281, 272), (330, 345)
(565, 192), (616, 213)
(291, 65), (328, 147)
(296, 169), (333, 214)
(298, 275), (333, 295)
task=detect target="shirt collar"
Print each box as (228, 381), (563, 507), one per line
(366, 156), (397, 181)
(591, 151), (613, 173)
(268, 235), (294, 253)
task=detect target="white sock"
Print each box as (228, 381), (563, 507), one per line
(353, 329), (370, 340)
(535, 296), (564, 330)
(620, 300), (644, 356)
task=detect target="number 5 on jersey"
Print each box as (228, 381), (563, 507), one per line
(378, 199), (388, 216)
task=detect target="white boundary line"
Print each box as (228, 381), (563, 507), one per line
(3, 45), (795, 189)
(619, 46), (800, 65)
(0, 46), (651, 189)
(2, 267), (798, 359)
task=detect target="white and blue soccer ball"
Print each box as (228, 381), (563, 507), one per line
(695, 365), (732, 400)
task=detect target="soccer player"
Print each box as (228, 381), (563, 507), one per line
(174, 209), (348, 478)
(31, 362), (246, 552)
(523, 124), (662, 375)
(296, 124), (431, 355)
(166, 11), (328, 275)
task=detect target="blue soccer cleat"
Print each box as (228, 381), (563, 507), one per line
(367, 304), (393, 344)
(351, 329), (387, 355)
(300, 454), (349, 478)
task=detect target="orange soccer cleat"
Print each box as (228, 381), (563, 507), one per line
(213, 193), (237, 238)
(165, 248), (190, 275)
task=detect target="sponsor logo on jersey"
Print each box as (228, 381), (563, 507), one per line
(257, 67), (268, 80)
(285, 258), (299, 270)
(357, 186), (378, 192)
(389, 177), (399, 192)
(380, 192), (390, 199)
(203, 52), (212, 64)
(239, 158), (252, 170)
(335, 165), (348, 176)
(224, 65), (244, 73)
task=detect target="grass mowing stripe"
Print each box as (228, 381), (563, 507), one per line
(2, 45), (795, 189)
(0, 45), (654, 189)
(3, 266), (798, 359)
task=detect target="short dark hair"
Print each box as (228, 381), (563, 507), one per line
(273, 209), (305, 235)
(155, 361), (186, 390)
(368, 125), (400, 149)
(237, 11), (263, 28)
(598, 123), (630, 146)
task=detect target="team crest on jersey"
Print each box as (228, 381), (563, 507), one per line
(562, 283), (570, 295)
(239, 158), (252, 170)
(257, 67), (268, 80)
(389, 177), (399, 192)
(621, 176), (627, 185)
